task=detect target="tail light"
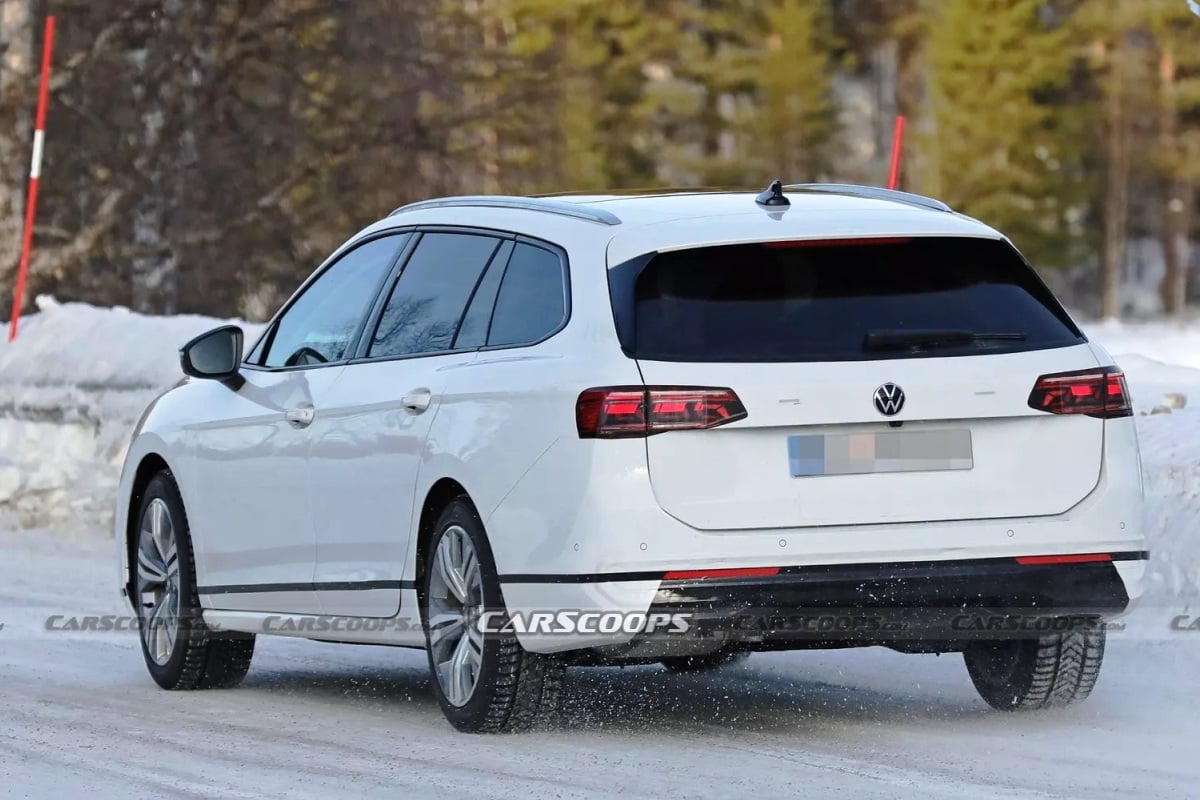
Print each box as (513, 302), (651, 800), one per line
(1027, 367), (1131, 419)
(576, 386), (748, 438)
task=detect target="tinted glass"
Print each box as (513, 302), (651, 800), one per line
(263, 235), (405, 367)
(370, 233), (501, 358)
(487, 244), (567, 347)
(629, 237), (1082, 362)
(453, 241), (511, 350)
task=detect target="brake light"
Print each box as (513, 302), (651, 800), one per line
(1027, 367), (1131, 419)
(762, 237), (912, 249)
(576, 386), (748, 438)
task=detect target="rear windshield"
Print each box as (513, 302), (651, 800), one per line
(618, 237), (1083, 362)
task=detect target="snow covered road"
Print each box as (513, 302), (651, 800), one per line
(2, 530), (1200, 799)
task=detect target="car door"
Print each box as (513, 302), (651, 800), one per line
(187, 233), (408, 615)
(307, 231), (510, 617)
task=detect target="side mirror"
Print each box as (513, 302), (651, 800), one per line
(180, 325), (243, 382)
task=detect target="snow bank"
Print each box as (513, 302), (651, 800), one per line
(0, 297), (263, 531)
(1086, 316), (1200, 413)
(1081, 318), (1200, 609)
(1136, 410), (1200, 607)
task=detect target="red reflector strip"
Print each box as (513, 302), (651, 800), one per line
(762, 237), (912, 249)
(662, 567), (781, 580)
(1014, 554), (1112, 565)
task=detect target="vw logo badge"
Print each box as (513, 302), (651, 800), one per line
(873, 383), (905, 416)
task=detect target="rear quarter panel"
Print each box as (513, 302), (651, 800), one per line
(411, 216), (643, 579)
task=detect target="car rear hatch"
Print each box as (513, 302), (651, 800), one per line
(605, 235), (1119, 531)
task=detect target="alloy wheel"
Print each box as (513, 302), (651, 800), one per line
(427, 524), (485, 707)
(136, 497), (181, 666)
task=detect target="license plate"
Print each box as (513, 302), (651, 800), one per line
(788, 429), (973, 477)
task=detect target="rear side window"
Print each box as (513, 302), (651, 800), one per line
(622, 237), (1083, 362)
(369, 233), (502, 358)
(487, 243), (567, 347)
(453, 241), (512, 350)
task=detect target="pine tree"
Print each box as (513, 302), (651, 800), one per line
(1076, 0), (1160, 317)
(925, 0), (1079, 267)
(1149, 0), (1200, 313)
(434, 0), (683, 193)
(750, 0), (837, 182)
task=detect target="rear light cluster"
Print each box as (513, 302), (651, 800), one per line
(576, 386), (748, 439)
(1028, 367), (1131, 419)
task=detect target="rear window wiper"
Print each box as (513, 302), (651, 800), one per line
(863, 329), (1027, 352)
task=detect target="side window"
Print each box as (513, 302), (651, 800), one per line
(262, 235), (406, 368)
(487, 243), (567, 347)
(453, 241), (512, 350)
(369, 233), (502, 358)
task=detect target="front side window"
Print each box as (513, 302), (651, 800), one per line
(262, 234), (406, 368)
(369, 233), (502, 358)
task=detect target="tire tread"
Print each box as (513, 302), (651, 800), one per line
(425, 496), (564, 733)
(140, 470), (255, 691)
(966, 626), (1105, 711)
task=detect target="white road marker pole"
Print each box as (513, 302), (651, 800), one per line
(8, 16), (56, 342)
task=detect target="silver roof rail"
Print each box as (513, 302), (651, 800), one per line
(389, 195), (622, 226)
(783, 183), (954, 213)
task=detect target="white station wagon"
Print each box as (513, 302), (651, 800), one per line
(116, 183), (1146, 732)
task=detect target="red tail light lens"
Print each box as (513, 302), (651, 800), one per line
(1027, 367), (1131, 419)
(762, 237), (912, 249)
(576, 386), (748, 438)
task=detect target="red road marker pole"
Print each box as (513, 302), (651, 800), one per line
(8, 16), (56, 342)
(887, 114), (905, 191)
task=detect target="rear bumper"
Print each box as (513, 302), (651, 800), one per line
(646, 554), (1138, 649)
(502, 553), (1145, 654)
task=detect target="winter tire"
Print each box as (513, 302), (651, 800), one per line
(135, 470), (255, 690)
(964, 627), (1105, 710)
(423, 496), (563, 733)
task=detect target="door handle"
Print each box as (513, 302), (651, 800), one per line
(402, 389), (433, 414)
(285, 406), (316, 428)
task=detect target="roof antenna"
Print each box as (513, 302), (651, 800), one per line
(756, 179), (790, 208)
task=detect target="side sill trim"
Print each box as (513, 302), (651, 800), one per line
(198, 580), (416, 595)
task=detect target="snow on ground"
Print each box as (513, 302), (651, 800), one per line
(3, 529), (1200, 799)
(1, 300), (1200, 797)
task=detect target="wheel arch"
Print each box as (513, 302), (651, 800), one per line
(414, 478), (475, 605)
(122, 452), (173, 599)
